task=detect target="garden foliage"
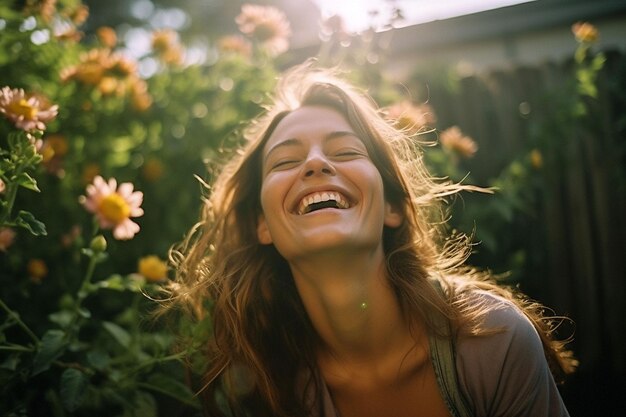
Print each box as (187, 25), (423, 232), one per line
(0, 1), (277, 415)
(0, 1), (608, 415)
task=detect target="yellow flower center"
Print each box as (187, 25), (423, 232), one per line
(8, 99), (38, 120)
(99, 193), (130, 224)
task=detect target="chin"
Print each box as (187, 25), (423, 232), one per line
(283, 231), (380, 259)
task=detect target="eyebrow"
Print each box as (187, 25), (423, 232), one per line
(263, 131), (361, 163)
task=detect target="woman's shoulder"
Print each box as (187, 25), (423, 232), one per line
(450, 285), (570, 416)
(435, 275), (539, 336)
(459, 287), (534, 331)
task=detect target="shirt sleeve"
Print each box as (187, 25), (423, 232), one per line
(454, 292), (570, 417)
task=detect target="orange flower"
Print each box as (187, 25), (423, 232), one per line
(138, 255), (168, 282)
(530, 149), (543, 169)
(97, 76), (119, 95)
(439, 126), (478, 158)
(27, 258), (48, 282)
(54, 28), (83, 43)
(41, 134), (68, 158)
(23, 0), (57, 23)
(0, 87), (58, 131)
(217, 35), (252, 57)
(142, 158), (164, 182)
(108, 54), (136, 78)
(236, 4), (291, 56)
(572, 22), (599, 43)
(81, 162), (100, 185)
(40, 134), (68, 175)
(97, 26), (117, 48)
(68, 4), (89, 26)
(152, 29), (184, 65)
(61, 49), (141, 97)
(130, 79), (152, 111)
(0, 227), (16, 252)
(60, 49), (109, 85)
(385, 101), (436, 134)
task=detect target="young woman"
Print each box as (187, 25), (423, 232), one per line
(168, 64), (576, 417)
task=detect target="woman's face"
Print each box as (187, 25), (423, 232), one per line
(256, 105), (402, 262)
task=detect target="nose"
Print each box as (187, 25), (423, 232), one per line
(303, 149), (335, 178)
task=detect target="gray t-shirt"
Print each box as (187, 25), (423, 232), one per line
(455, 291), (570, 417)
(313, 291), (570, 417)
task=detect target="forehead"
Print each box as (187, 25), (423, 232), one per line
(263, 106), (353, 151)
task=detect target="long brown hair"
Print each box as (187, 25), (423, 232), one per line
(166, 63), (576, 416)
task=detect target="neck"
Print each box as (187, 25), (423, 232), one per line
(289, 246), (410, 363)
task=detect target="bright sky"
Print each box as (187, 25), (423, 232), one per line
(311, 0), (536, 33)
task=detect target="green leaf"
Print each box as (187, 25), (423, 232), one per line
(94, 274), (146, 293)
(48, 310), (74, 328)
(95, 274), (126, 291)
(142, 374), (200, 408)
(14, 172), (40, 192)
(123, 391), (157, 417)
(13, 210), (47, 236)
(32, 329), (67, 375)
(591, 54), (606, 71)
(86, 349), (111, 371)
(1, 353), (20, 371)
(80, 248), (108, 263)
(125, 274), (146, 292)
(77, 307), (91, 319)
(102, 321), (131, 348)
(60, 368), (88, 412)
(7, 130), (23, 149)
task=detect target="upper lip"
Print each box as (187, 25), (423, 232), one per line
(290, 185), (355, 214)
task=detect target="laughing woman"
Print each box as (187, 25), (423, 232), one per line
(167, 64), (576, 417)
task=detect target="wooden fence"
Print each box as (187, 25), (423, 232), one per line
(409, 49), (626, 376)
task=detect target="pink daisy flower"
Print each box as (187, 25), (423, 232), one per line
(82, 176), (144, 240)
(0, 87), (58, 132)
(235, 4), (291, 56)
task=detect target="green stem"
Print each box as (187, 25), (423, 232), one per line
(66, 249), (100, 337)
(79, 254), (98, 299)
(0, 167), (22, 226)
(129, 351), (188, 373)
(0, 344), (36, 352)
(53, 360), (96, 376)
(91, 217), (100, 238)
(0, 297), (40, 345)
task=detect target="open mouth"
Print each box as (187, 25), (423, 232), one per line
(297, 191), (350, 215)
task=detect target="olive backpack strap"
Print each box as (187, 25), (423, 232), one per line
(428, 278), (474, 417)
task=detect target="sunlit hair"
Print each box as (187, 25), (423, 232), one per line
(166, 63), (576, 416)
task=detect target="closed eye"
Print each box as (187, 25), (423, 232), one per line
(334, 149), (367, 159)
(271, 159), (300, 170)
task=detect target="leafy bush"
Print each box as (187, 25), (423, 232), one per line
(0, 1), (281, 415)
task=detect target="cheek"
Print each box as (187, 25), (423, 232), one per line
(259, 175), (288, 217)
(259, 178), (275, 208)
(354, 164), (386, 200)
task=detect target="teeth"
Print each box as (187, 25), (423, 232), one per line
(297, 191), (350, 215)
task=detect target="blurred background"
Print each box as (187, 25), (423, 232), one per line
(1, 0), (624, 415)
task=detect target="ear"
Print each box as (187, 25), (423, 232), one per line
(383, 201), (403, 228)
(257, 214), (273, 245)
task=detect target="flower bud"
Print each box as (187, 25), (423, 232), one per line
(90, 235), (107, 253)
